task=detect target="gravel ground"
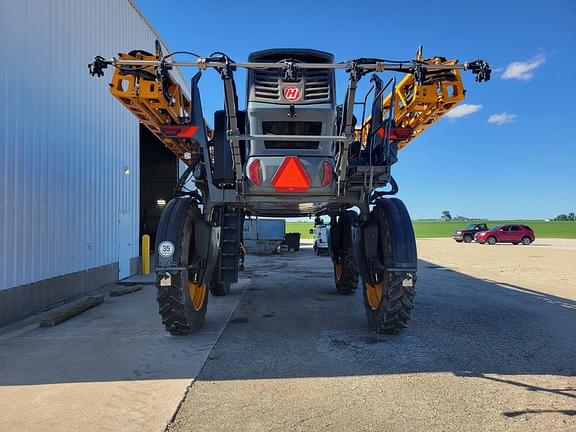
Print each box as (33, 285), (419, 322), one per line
(169, 240), (576, 432)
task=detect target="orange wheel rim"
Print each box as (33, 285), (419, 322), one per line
(187, 282), (207, 311)
(334, 263), (343, 281)
(365, 282), (384, 310)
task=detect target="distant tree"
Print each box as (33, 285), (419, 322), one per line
(441, 210), (452, 221)
(569, 213), (575, 221)
(555, 214), (569, 221)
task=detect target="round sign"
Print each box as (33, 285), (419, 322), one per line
(283, 86), (301, 101)
(158, 241), (175, 258)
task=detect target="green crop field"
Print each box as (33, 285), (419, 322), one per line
(286, 220), (576, 239)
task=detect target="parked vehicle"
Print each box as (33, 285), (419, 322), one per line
(311, 220), (329, 256)
(475, 225), (535, 245)
(452, 223), (488, 243)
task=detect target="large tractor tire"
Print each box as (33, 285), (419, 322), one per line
(155, 198), (209, 335)
(361, 199), (417, 334)
(331, 211), (359, 295)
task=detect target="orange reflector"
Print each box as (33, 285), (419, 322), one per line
(248, 159), (263, 186)
(376, 127), (413, 140)
(272, 156), (311, 192)
(321, 161), (333, 187)
(160, 125), (199, 138)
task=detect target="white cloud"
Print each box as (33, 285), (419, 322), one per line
(488, 113), (517, 125)
(445, 104), (482, 119)
(501, 54), (545, 80)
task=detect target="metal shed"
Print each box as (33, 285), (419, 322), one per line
(0, 0), (188, 325)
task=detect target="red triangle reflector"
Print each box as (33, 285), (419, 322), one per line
(272, 156), (311, 192)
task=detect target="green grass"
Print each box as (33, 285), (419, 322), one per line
(287, 220), (576, 239)
(286, 222), (316, 239)
(412, 220), (576, 238)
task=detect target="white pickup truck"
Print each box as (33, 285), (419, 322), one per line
(312, 223), (329, 255)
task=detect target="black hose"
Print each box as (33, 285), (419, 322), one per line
(370, 177), (399, 201)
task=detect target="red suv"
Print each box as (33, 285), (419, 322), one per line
(475, 224), (535, 245)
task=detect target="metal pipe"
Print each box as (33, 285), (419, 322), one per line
(107, 58), (478, 72)
(226, 133), (347, 142)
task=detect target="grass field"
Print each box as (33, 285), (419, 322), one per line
(286, 220), (576, 239)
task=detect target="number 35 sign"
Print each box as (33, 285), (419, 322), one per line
(158, 241), (175, 258)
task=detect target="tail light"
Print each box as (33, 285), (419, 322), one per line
(271, 156), (310, 192)
(321, 161), (333, 187)
(160, 125), (199, 138)
(376, 126), (413, 140)
(248, 159), (263, 186)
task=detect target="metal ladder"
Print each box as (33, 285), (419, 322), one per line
(216, 208), (243, 283)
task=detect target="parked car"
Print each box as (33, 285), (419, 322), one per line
(452, 223), (489, 243)
(475, 224), (535, 245)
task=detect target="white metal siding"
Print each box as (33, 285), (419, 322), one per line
(0, 0), (185, 290)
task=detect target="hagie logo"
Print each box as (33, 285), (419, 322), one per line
(283, 86), (301, 101)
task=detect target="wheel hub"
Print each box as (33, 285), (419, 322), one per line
(334, 263), (343, 281)
(365, 282), (384, 310)
(188, 282), (207, 311)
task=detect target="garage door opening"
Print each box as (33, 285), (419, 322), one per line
(139, 124), (178, 253)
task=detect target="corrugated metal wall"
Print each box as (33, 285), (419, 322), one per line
(0, 0), (186, 290)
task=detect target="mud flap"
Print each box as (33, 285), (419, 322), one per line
(353, 198), (417, 285)
(191, 219), (221, 286)
(328, 211), (357, 263)
(353, 220), (384, 286)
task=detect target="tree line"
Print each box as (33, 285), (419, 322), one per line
(440, 210), (575, 222)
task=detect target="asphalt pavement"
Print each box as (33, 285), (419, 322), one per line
(169, 248), (576, 432)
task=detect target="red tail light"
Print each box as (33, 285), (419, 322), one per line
(248, 159), (263, 186)
(321, 161), (333, 187)
(160, 125), (199, 138)
(376, 127), (413, 140)
(271, 156), (311, 192)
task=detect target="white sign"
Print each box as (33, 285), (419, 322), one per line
(158, 241), (175, 258)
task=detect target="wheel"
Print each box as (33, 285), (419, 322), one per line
(155, 200), (208, 335)
(314, 243), (320, 255)
(209, 280), (231, 296)
(362, 199), (416, 334)
(332, 211), (359, 295)
(334, 253), (359, 294)
(522, 236), (532, 245)
(487, 236), (497, 245)
(463, 234), (472, 243)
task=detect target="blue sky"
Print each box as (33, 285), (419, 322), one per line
(135, 0), (575, 219)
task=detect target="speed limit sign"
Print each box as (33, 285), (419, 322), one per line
(158, 241), (175, 258)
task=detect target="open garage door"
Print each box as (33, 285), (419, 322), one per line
(139, 124), (178, 254)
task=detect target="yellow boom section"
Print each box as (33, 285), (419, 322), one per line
(109, 51), (197, 161)
(359, 57), (465, 150)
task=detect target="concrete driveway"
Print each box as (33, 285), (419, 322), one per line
(0, 279), (249, 432)
(1, 240), (575, 432)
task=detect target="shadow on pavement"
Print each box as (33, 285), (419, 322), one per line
(197, 251), (576, 383)
(0, 250), (575, 387)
